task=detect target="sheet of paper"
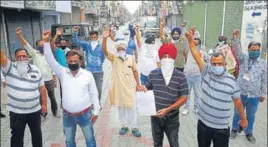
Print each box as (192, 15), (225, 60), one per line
(136, 91), (156, 116)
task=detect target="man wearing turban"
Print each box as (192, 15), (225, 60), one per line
(140, 43), (189, 147)
(159, 19), (189, 72)
(102, 28), (143, 137)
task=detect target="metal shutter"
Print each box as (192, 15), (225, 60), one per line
(4, 9), (34, 59)
(0, 10), (10, 59)
(43, 15), (56, 30)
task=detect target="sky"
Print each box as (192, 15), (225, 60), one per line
(123, 1), (142, 14)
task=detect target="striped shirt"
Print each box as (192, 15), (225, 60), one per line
(198, 64), (240, 129)
(1, 60), (44, 114)
(145, 68), (189, 116)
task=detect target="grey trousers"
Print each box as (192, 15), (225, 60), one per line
(92, 72), (103, 101)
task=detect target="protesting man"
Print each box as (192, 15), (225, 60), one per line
(72, 26), (105, 103)
(51, 28), (70, 107)
(102, 28), (142, 137)
(141, 43), (189, 147)
(185, 28), (247, 147)
(43, 30), (100, 147)
(16, 27), (60, 119)
(182, 38), (204, 115)
(230, 29), (267, 143)
(125, 24), (139, 62)
(135, 27), (160, 85)
(160, 19), (188, 72)
(1, 48), (47, 147)
(215, 36), (237, 75)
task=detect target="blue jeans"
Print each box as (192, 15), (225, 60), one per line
(184, 75), (201, 109)
(140, 74), (148, 85)
(232, 95), (259, 135)
(63, 110), (96, 147)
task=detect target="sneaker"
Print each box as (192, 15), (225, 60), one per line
(230, 130), (238, 139)
(246, 134), (256, 143)
(119, 127), (129, 135)
(132, 128), (141, 137)
(0, 113), (6, 118)
(181, 109), (189, 115)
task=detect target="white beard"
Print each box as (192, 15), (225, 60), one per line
(160, 58), (175, 85)
(16, 61), (29, 76)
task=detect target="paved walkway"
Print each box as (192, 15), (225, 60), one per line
(1, 37), (267, 147)
(1, 82), (267, 147)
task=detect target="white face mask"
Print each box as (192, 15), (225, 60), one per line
(91, 40), (98, 50)
(160, 58), (175, 85)
(117, 50), (126, 60)
(16, 61), (29, 76)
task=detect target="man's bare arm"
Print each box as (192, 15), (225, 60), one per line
(51, 28), (63, 52)
(159, 19), (167, 41)
(0, 49), (8, 68)
(185, 28), (205, 72)
(16, 27), (28, 46)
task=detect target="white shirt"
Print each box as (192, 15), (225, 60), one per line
(139, 45), (160, 76)
(24, 43), (55, 81)
(44, 42), (100, 115)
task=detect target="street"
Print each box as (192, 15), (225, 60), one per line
(0, 29), (267, 147)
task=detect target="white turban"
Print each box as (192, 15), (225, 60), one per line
(115, 40), (128, 50)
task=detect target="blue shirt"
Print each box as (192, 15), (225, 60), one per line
(55, 48), (68, 67)
(233, 38), (267, 97)
(72, 32), (105, 73)
(126, 38), (137, 55)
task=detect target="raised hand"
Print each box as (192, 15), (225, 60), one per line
(73, 26), (80, 32)
(16, 27), (22, 35)
(232, 29), (240, 39)
(56, 28), (63, 36)
(103, 28), (110, 38)
(42, 30), (51, 42)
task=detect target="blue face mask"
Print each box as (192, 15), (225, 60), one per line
(249, 50), (260, 59)
(37, 47), (44, 54)
(211, 66), (225, 76)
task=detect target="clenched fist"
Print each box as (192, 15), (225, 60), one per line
(42, 30), (51, 42)
(56, 28), (63, 36)
(232, 29), (240, 39)
(16, 27), (22, 35)
(73, 26), (79, 32)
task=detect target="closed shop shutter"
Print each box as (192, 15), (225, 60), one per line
(0, 10), (9, 59)
(4, 9), (33, 59)
(43, 15), (56, 30)
(32, 14), (41, 48)
(4, 9), (41, 59)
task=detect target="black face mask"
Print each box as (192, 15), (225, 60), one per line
(61, 46), (67, 50)
(68, 63), (80, 71)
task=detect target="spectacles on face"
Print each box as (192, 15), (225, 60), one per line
(117, 47), (126, 52)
